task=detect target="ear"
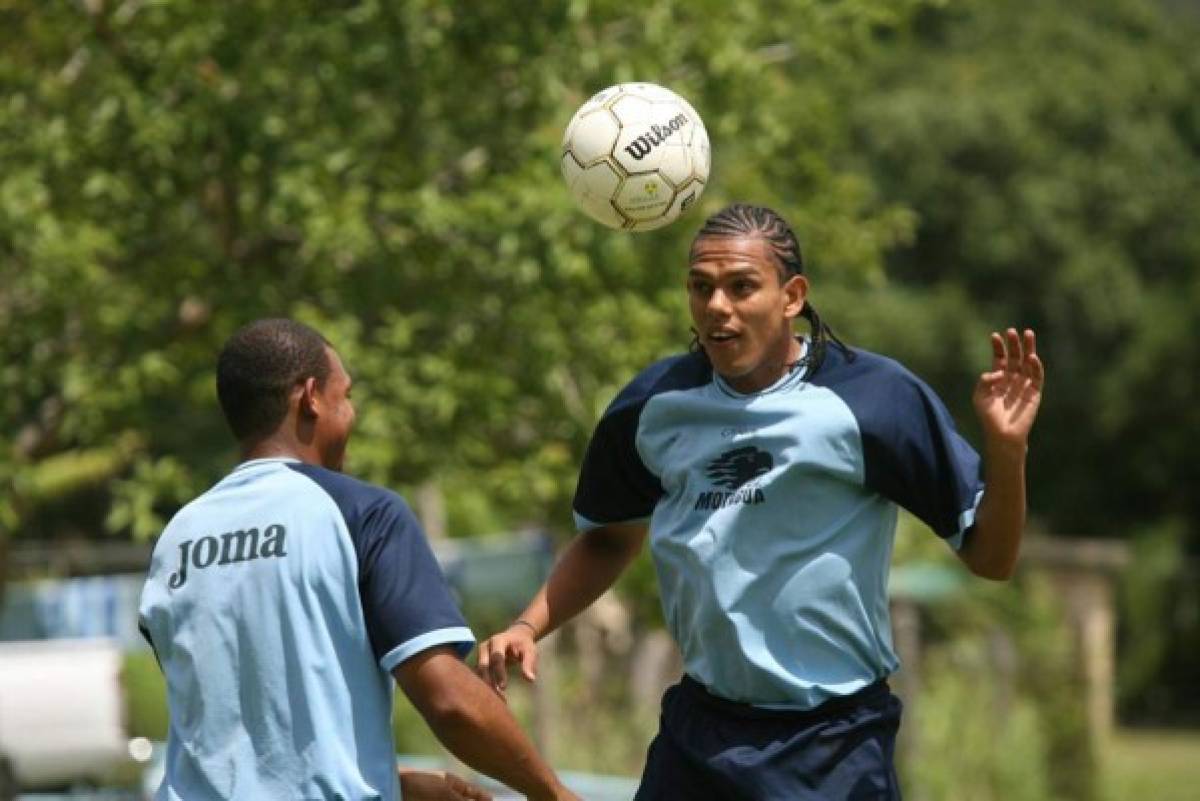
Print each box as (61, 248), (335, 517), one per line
(783, 274), (809, 320)
(298, 376), (320, 420)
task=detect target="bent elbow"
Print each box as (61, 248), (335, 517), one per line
(410, 680), (478, 732)
(959, 525), (1021, 581)
(968, 559), (1017, 582)
(974, 563), (1012, 582)
(423, 692), (476, 728)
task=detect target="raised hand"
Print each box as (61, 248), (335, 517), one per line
(973, 328), (1044, 447)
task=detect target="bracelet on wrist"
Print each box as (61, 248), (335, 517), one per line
(511, 618), (538, 636)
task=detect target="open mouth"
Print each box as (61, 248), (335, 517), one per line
(707, 330), (739, 346)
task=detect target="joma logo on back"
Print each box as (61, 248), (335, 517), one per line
(167, 524), (288, 589)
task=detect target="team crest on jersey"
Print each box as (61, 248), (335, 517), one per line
(694, 446), (772, 509)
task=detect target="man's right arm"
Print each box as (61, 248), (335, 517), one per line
(476, 522), (647, 692)
(393, 646), (578, 801)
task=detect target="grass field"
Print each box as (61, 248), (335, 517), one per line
(1104, 728), (1200, 801)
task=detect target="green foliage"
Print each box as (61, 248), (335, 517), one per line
(1116, 521), (1199, 724)
(909, 659), (1052, 801)
(8, 0), (1198, 558)
(7, 0), (1197, 552)
(893, 521), (1098, 801)
(540, 658), (657, 776)
(0, 0), (919, 545)
(848, 0), (1200, 724)
(850, 0), (1200, 543)
(911, 574), (1098, 801)
(124, 649), (169, 742)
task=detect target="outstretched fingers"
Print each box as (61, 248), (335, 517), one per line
(475, 640), (509, 696)
(1023, 329), (1044, 389)
(519, 640), (539, 683)
(1005, 328), (1023, 375)
(990, 331), (1007, 373)
(977, 328), (1045, 428)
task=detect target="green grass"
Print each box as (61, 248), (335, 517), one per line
(1104, 728), (1200, 801)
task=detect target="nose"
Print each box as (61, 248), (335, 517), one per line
(706, 287), (733, 318)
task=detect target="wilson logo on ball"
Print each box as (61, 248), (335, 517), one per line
(561, 82), (710, 231)
(622, 114), (690, 160)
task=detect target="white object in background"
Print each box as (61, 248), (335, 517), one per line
(0, 638), (128, 789)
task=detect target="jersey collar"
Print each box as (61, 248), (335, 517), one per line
(231, 457), (302, 473)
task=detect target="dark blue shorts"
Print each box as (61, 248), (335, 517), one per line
(634, 676), (903, 801)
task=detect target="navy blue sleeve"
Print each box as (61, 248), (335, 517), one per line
(572, 353), (711, 530)
(816, 351), (984, 546)
(353, 493), (474, 667)
(288, 464), (474, 670)
(573, 401), (664, 529)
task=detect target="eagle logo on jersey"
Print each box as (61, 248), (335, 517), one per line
(694, 446), (772, 510)
(705, 446), (773, 489)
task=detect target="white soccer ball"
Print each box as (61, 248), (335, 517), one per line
(561, 82), (711, 232)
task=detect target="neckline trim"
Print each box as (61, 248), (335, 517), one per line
(712, 338), (810, 399)
(232, 457), (301, 473)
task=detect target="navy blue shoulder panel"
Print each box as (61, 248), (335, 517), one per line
(573, 351), (713, 526)
(286, 463), (469, 664)
(809, 347), (984, 540)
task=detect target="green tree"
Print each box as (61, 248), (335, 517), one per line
(0, 0), (919, 548)
(841, 0), (1200, 722)
(847, 0), (1200, 544)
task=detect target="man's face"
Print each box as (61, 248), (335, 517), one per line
(313, 347), (356, 471)
(687, 235), (808, 393)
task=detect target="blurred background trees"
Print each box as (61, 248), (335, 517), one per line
(3, 0), (1199, 796)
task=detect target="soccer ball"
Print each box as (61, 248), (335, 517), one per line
(561, 82), (710, 232)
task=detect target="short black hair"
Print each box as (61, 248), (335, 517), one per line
(216, 318), (332, 442)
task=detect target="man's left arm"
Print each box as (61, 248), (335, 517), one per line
(959, 328), (1045, 580)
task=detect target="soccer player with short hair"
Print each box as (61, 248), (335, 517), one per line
(139, 319), (578, 801)
(478, 204), (1045, 800)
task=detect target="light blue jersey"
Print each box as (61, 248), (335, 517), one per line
(573, 343), (983, 710)
(138, 458), (474, 800)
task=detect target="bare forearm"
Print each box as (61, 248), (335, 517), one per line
(963, 440), (1027, 580)
(396, 650), (569, 801)
(517, 525), (645, 638)
(422, 684), (558, 800)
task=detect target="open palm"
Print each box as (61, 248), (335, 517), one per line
(973, 328), (1045, 445)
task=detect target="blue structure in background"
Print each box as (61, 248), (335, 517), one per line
(0, 531), (556, 650)
(0, 575), (147, 649)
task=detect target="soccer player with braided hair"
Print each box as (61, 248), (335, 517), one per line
(478, 203), (1044, 800)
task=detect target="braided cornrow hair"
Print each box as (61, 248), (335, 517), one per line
(689, 202), (854, 379)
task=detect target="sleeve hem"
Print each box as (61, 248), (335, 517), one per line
(380, 626), (476, 672)
(945, 487), (985, 551)
(573, 511), (652, 533)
